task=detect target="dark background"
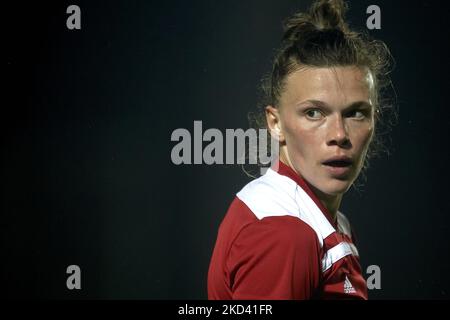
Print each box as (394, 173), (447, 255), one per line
(3, 0), (450, 299)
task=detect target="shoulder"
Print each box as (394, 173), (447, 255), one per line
(217, 194), (318, 248)
(233, 215), (320, 251)
(235, 169), (332, 246)
(236, 169), (299, 220)
(225, 189), (321, 254)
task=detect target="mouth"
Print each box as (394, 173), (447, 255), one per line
(322, 156), (353, 177)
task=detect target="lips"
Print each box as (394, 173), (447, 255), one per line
(322, 156), (353, 177)
(322, 157), (353, 167)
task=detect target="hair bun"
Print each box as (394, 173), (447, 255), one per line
(283, 0), (349, 43)
(310, 0), (348, 30)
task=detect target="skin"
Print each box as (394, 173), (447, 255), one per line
(266, 66), (375, 219)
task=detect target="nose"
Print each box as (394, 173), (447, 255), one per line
(326, 115), (351, 148)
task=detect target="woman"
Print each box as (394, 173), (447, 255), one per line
(208, 0), (392, 300)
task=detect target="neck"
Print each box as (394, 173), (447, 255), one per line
(308, 185), (342, 220)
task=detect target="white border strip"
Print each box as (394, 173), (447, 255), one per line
(322, 242), (358, 272)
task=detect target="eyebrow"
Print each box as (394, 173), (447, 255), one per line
(299, 99), (373, 111)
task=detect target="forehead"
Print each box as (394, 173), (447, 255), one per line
(280, 66), (373, 107)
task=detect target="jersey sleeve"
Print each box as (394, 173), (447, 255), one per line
(226, 216), (322, 300)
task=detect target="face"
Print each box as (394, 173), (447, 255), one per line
(267, 66), (375, 196)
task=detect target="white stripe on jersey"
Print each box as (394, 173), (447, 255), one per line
(322, 242), (359, 272)
(237, 168), (336, 248)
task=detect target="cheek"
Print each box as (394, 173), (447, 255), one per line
(284, 121), (322, 157)
(352, 124), (374, 154)
(363, 125), (374, 147)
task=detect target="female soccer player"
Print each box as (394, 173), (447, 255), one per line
(208, 0), (392, 299)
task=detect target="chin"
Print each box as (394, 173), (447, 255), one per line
(319, 179), (353, 196)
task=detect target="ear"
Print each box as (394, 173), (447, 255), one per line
(265, 105), (285, 143)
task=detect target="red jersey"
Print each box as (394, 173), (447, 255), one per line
(208, 160), (368, 300)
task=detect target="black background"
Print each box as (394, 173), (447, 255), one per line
(3, 0), (450, 299)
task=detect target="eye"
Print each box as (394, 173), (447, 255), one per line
(347, 109), (366, 120)
(305, 108), (324, 120)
